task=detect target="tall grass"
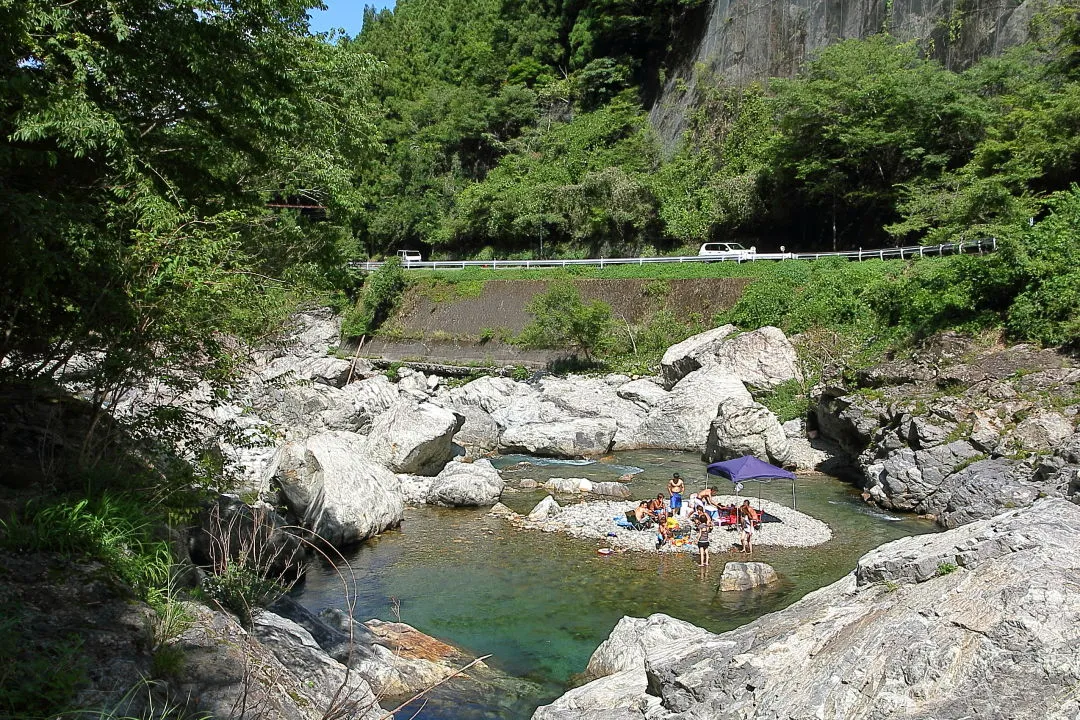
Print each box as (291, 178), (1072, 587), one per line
(0, 493), (171, 602)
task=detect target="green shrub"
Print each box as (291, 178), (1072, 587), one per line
(517, 282), (614, 360)
(936, 561), (959, 576)
(0, 493), (171, 602)
(200, 560), (288, 628)
(754, 379), (809, 423)
(342, 257), (407, 336)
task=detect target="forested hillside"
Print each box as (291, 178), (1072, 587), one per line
(351, 0), (1080, 257)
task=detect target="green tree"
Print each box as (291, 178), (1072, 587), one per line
(0, 1), (380, 406)
(518, 283), (614, 359)
(768, 37), (986, 249)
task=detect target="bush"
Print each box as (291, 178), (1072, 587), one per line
(342, 257), (407, 336)
(517, 282), (614, 360)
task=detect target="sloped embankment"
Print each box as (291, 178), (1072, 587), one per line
(361, 277), (752, 366)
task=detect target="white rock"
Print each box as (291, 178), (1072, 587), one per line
(364, 401), (463, 475)
(269, 431), (404, 547)
(713, 326), (802, 389)
(706, 399), (791, 464)
(620, 370), (751, 452)
(616, 377), (669, 409)
(528, 495), (561, 521)
(719, 561), (779, 591)
(589, 481), (633, 499)
(425, 458), (505, 507)
(660, 324), (738, 388)
(500, 418), (617, 457)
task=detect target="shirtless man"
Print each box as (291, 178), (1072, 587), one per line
(647, 493), (666, 518)
(668, 472), (685, 513)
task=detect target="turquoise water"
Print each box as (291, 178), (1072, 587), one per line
(292, 451), (936, 719)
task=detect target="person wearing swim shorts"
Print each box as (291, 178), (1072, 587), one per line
(668, 472), (684, 513)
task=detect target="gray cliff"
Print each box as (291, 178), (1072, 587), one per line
(651, 0), (1046, 150)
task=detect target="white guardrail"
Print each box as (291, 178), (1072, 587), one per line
(349, 238), (997, 272)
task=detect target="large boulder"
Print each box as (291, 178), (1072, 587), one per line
(660, 324), (738, 388)
(500, 418), (617, 457)
(545, 500), (1080, 720)
(269, 431), (404, 547)
(712, 326), (802, 389)
(705, 399), (791, 465)
(616, 378), (669, 408)
(620, 370), (751, 452)
(718, 561), (778, 591)
(584, 614), (711, 680)
(535, 375), (647, 437)
(425, 458), (505, 507)
(364, 400), (463, 475)
(337, 375), (400, 433)
(440, 376), (538, 455)
(251, 611), (383, 720)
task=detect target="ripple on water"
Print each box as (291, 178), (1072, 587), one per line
(291, 450), (937, 720)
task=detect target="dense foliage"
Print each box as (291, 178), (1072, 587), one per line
(0, 1), (379, 406)
(348, 0), (1080, 270)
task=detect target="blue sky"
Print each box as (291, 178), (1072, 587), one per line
(309, 1), (396, 36)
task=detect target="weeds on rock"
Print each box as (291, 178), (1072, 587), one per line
(936, 561), (959, 576)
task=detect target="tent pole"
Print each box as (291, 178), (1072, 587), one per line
(792, 479), (797, 510)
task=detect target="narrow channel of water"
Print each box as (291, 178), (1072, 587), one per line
(291, 451), (936, 719)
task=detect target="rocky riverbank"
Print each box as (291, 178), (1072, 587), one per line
(506, 495), (832, 553)
(533, 498), (1080, 720)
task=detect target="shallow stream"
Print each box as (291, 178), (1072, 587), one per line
(291, 451), (936, 719)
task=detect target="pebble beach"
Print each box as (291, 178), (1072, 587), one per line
(514, 494), (833, 554)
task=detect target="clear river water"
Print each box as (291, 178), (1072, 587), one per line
(291, 450), (937, 719)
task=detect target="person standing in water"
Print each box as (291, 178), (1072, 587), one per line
(668, 472), (684, 514)
(695, 512), (712, 566)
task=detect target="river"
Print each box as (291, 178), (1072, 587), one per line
(291, 450), (936, 719)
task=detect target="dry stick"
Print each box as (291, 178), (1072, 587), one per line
(377, 654), (494, 720)
(345, 335), (367, 386)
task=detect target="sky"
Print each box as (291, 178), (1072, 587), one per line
(308, 1), (396, 36)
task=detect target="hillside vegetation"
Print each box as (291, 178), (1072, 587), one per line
(350, 0), (1080, 259)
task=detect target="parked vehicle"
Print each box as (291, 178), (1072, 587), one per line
(698, 242), (754, 261)
(397, 249), (422, 266)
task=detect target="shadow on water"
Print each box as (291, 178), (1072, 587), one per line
(291, 450), (937, 720)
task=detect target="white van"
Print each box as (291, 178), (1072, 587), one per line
(698, 242), (754, 261)
(396, 249), (422, 266)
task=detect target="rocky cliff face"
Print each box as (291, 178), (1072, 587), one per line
(811, 335), (1080, 526)
(651, 0), (1041, 150)
(534, 498), (1080, 720)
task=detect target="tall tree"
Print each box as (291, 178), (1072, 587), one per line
(0, 1), (380, 403)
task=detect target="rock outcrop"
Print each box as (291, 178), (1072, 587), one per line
(537, 499), (1080, 720)
(813, 337), (1080, 526)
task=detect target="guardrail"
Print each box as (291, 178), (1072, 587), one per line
(349, 237), (997, 271)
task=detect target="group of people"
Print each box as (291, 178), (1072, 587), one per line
(628, 472), (760, 564)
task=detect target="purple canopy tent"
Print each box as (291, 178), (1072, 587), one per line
(706, 456), (798, 509)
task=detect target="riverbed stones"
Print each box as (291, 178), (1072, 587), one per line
(543, 477), (593, 493)
(718, 561), (778, 591)
(269, 431), (404, 547)
(425, 458), (505, 506)
(659, 324), (737, 388)
(545, 499), (1080, 720)
(363, 400), (463, 475)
